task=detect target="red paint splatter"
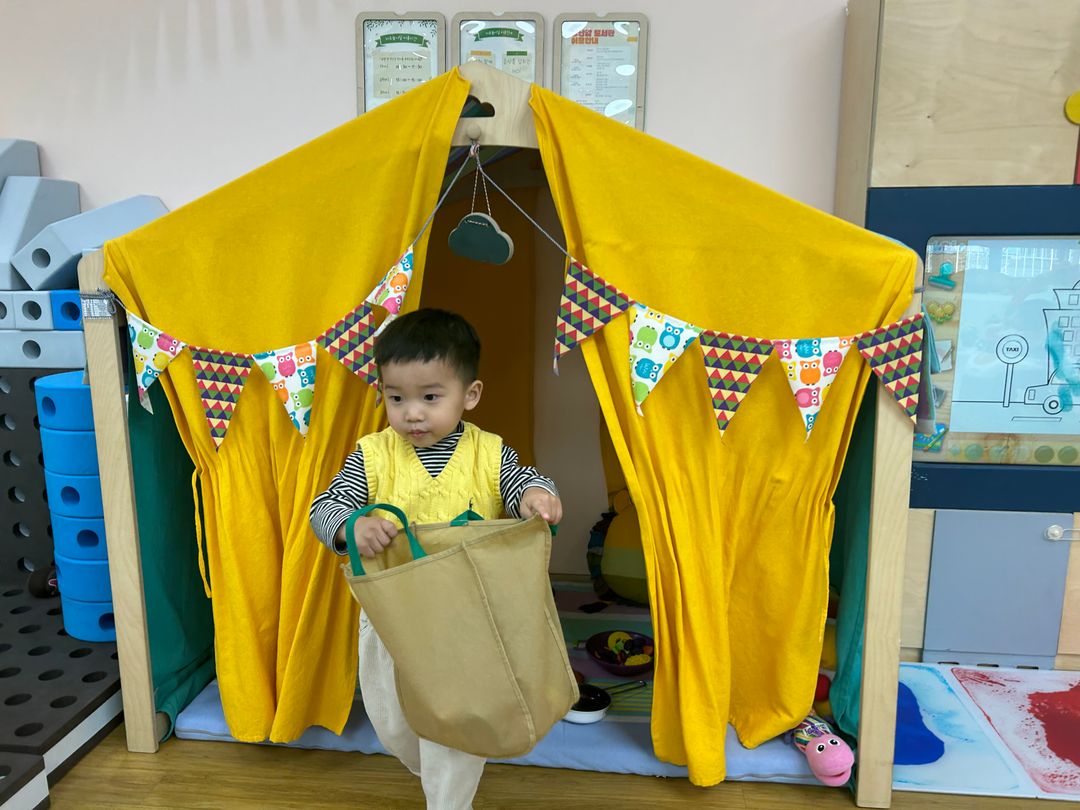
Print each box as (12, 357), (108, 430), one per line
(955, 668), (1007, 688)
(1030, 682), (1080, 768)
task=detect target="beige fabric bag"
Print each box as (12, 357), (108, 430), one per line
(342, 503), (579, 758)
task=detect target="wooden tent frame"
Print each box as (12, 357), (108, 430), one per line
(78, 58), (914, 808)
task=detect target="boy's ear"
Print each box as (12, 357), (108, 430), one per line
(463, 380), (483, 410)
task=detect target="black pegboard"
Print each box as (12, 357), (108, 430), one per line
(0, 749), (46, 807)
(1, 367), (77, 579)
(0, 583), (119, 763)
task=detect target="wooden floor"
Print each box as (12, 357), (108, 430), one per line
(49, 725), (1046, 809)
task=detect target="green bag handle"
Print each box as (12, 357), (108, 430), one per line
(344, 503), (427, 577)
(449, 509), (485, 526)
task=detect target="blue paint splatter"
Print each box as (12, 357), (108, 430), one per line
(1048, 326), (1080, 413)
(894, 681), (945, 765)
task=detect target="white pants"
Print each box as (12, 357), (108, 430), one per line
(359, 612), (486, 810)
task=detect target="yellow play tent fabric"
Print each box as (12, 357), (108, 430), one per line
(104, 73), (473, 742)
(531, 90), (914, 784)
(103, 67), (915, 784)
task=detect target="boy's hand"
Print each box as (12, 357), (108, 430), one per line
(337, 516), (398, 558)
(520, 487), (563, 525)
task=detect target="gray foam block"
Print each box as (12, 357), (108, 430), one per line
(0, 291), (13, 329)
(12, 291), (54, 331)
(0, 332), (85, 369)
(0, 139), (40, 190)
(12, 195), (166, 291)
(0, 177), (80, 291)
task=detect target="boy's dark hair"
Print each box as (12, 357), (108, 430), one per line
(374, 308), (481, 382)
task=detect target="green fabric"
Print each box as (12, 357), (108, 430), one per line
(127, 359), (215, 739)
(828, 383), (877, 739)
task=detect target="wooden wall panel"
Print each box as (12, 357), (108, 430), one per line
(872, 0), (1080, 188)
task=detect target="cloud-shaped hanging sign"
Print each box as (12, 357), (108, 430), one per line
(448, 212), (514, 265)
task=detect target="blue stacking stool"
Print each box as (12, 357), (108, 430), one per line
(35, 370), (114, 642)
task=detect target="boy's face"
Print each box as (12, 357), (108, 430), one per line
(379, 359), (482, 448)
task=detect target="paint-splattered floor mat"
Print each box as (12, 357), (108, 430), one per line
(895, 664), (1080, 800)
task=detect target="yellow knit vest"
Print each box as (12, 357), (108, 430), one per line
(358, 422), (504, 526)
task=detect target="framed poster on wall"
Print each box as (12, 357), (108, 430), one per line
(451, 13), (544, 84)
(553, 13), (648, 129)
(356, 12), (446, 114)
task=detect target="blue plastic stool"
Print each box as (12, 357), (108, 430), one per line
(59, 594), (116, 642)
(35, 370), (94, 431)
(40, 427), (99, 475)
(51, 514), (107, 561)
(55, 553), (111, 602)
(44, 470), (103, 518)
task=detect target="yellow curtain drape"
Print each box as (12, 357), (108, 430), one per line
(104, 72), (472, 742)
(530, 88), (915, 785)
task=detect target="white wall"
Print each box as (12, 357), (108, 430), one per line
(0, 0), (850, 574)
(0, 1), (848, 212)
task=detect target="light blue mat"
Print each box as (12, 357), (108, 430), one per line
(175, 680), (815, 783)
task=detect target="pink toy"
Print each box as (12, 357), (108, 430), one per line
(792, 713), (854, 786)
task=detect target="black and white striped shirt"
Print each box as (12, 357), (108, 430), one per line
(309, 423), (557, 554)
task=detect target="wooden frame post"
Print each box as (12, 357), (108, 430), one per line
(856, 383), (914, 807)
(834, 3), (914, 806)
(78, 250), (160, 752)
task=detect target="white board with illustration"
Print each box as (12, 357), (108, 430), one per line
(917, 236), (1080, 465)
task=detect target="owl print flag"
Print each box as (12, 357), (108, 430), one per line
(627, 303), (702, 415)
(254, 341), (318, 437)
(127, 312), (187, 413)
(772, 336), (852, 439)
(366, 245), (414, 337)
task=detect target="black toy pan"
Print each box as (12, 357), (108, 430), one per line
(563, 680), (648, 724)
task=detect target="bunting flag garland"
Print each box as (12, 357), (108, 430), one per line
(553, 260), (634, 372)
(628, 303), (702, 414)
(317, 302), (379, 386)
(773, 336), (852, 438)
(366, 245), (415, 336)
(699, 331), (774, 436)
(119, 280), (924, 448)
(191, 348), (253, 449)
(126, 312), (187, 413)
(855, 313), (925, 420)
(254, 341), (318, 437)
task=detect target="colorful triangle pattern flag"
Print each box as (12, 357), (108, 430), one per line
(553, 261), (634, 372)
(317, 302), (379, 387)
(856, 314), (924, 420)
(628, 303), (702, 414)
(190, 348), (252, 449)
(126, 312), (187, 414)
(253, 341), (317, 437)
(698, 330), (774, 436)
(366, 245), (414, 337)
(773, 336), (852, 438)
